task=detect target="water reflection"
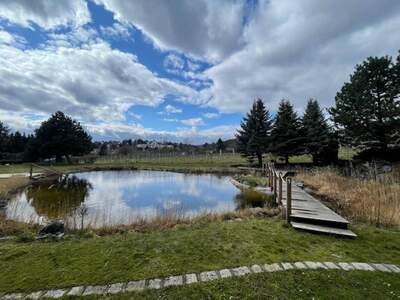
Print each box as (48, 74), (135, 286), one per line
(6, 170), (268, 228)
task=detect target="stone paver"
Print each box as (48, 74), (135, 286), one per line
(199, 271), (219, 282)
(264, 263), (282, 272)
(66, 286), (85, 296)
(185, 273), (198, 284)
(25, 291), (44, 299)
(338, 262), (355, 271)
(1, 261), (399, 299)
(3, 294), (24, 300)
(281, 263), (294, 270)
(250, 264), (263, 273)
(293, 262), (307, 269)
(384, 264), (400, 273)
(304, 262), (327, 269)
(43, 289), (67, 299)
(371, 264), (392, 272)
(351, 263), (374, 271)
(148, 279), (163, 289)
(219, 269), (233, 278)
(125, 280), (146, 291)
(82, 285), (107, 296)
(323, 262), (340, 269)
(231, 266), (251, 277)
(107, 283), (126, 294)
(164, 276), (183, 287)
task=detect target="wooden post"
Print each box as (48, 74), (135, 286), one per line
(286, 177), (292, 223)
(278, 172), (282, 204)
(29, 163), (33, 179)
(267, 168), (271, 189)
(273, 171), (277, 201)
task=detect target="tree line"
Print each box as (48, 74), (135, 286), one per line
(237, 51), (400, 166)
(0, 111), (92, 162)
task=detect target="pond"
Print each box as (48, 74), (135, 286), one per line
(5, 170), (271, 228)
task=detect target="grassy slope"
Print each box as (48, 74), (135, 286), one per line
(1, 218), (399, 293)
(65, 271), (400, 300)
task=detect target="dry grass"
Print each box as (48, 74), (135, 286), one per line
(92, 207), (281, 236)
(296, 167), (400, 227)
(0, 176), (29, 198)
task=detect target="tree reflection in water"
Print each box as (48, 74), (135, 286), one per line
(235, 190), (273, 209)
(27, 175), (92, 220)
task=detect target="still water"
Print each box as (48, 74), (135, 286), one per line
(5, 170), (269, 228)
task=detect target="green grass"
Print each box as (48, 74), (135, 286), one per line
(62, 270), (400, 300)
(1, 218), (399, 294)
(0, 154), (247, 175)
(235, 174), (268, 187)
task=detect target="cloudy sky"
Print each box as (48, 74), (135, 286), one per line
(0, 0), (399, 143)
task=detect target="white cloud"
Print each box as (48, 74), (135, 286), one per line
(203, 112), (219, 119)
(0, 0), (90, 29)
(165, 105), (182, 114)
(0, 40), (197, 127)
(100, 23), (131, 40)
(94, 0), (247, 62)
(87, 121), (236, 144)
(181, 118), (204, 127)
(164, 53), (185, 70)
(203, 0), (400, 113)
(47, 26), (99, 48)
(0, 30), (14, 44)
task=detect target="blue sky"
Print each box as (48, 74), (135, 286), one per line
(0, 0), (399, 143)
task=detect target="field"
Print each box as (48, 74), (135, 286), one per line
(297, 166), (400, 227)
(1, 218), (400, 294)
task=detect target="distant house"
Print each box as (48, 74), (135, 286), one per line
(136, 141), (174, 150)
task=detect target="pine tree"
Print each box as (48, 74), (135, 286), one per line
(236, 98), (272, 167)
(216, 138), (225, 152)
(34, 111), (93, 162)
(0, 121), (9, 156)
(270, 100), (304, 164)
(302, 99), (338, 164)
(330, 54), (400, 161)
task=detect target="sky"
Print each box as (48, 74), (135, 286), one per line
(0, 0), (399, 144)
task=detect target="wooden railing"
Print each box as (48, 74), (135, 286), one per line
(264, 162), (293, 223)
(29, 163), (64, 179)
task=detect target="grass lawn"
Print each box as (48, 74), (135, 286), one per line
(63, 270), (400, 300)
(1, 218), (399, 294)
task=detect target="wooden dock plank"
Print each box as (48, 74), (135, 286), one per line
(267, 168), (356, 237)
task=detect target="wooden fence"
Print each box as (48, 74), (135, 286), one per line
(264, 162), (293, 223)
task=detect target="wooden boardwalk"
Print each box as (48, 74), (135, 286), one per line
(281, 183), (357, 237)
(267, 166), (356, 237)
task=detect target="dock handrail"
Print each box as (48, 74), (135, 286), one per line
(264, 162), (293, 223)
(29, 163), (64, 179)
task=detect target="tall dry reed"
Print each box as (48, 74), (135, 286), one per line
(296, 167), (400, 227)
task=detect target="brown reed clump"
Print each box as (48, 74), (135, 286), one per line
(296, 166), (400, 227)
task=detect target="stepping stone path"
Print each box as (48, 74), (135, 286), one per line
(1, 262), (399, 299)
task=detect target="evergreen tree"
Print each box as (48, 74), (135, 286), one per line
(99, 143), (108, 156)
(7, 131), (29, 153)
(302, 99), (338, 164)
(216, 138), (225, 152)
(330, 54), (400, 161)
(33, 111), (93, 162)
(270, 100), (304, 164)
(236, 98), (272, 167)
(0, 121), (9, 156)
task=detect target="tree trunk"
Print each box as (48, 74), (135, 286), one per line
(285, 155), (289, 165)
(56, 154), (62, 163)
(257, 153), (263, 168)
